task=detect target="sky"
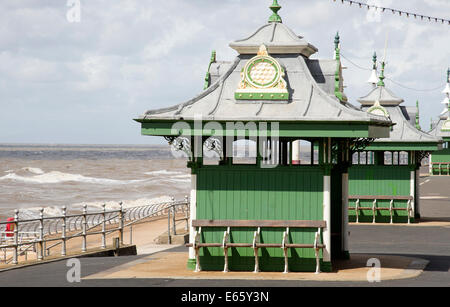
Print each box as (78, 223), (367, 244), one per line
(0, 0), (449, 145)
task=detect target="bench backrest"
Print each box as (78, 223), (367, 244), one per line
(349, 195), (413, 201)
(192, 220), (326, 228)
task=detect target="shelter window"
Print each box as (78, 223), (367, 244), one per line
(232, 139), (257, 165)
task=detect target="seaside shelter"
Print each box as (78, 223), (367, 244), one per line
(348, 56), (442, 224)
(429, 69), (450, 175)
(135, 1), (392, 272)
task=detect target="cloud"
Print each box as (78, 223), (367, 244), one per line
(0, 0), (448, 144)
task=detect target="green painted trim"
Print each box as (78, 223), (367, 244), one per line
(139, 121), (391, 138)
(234, 92), (289, 100)
(187, 258), (196, 271)
(365, 142), (441, 151)
(203, 50), (216, 90)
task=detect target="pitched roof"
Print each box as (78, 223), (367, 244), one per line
(229, 22), (318, 57)
(139, 53), (391, 125)
(358, 86), (404, 106)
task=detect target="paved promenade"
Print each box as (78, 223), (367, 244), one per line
(0, 172), (449, 287)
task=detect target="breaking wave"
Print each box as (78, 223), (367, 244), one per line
(0, 171), (146, 185)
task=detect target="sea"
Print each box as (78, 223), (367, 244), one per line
(0, 144), (191, 221)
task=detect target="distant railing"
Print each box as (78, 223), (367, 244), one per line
(0, 197), (189, 265)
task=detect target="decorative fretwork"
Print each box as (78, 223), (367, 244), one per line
(416, 151), (430, 164)
(349, 138), (375, 153)
(204, 137), (223, 158)
(165, 136), (192, 159)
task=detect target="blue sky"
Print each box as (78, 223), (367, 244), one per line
(0, 0), (449, 144)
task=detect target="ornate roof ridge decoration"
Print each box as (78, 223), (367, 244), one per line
(441, 68), (450, 132)
(235, 45), (289, 101)
(367, 100), (390, 118)
(268, 0), (282, 23)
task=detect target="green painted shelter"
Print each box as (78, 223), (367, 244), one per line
(348, 56), (442, 224)
(135, 1), (392, 272)
(429, 69), (450, 175)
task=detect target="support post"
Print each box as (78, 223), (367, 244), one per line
(38, 208), (44, 260)
(172, 197), (176, 235)
(323, 174), (331, 264)
(167, 207), (172, 245)
(101, 204), (106, 249)
(82, 204), (87, 252)
(342, 172), (349, 256)
(12, 210), (19, 265)
(61, 206), (67, 256)
(184, 195), (189, 231)
(119, 202), (124, 244)
(188, 174), (197, 269)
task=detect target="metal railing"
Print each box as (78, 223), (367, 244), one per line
(0, 197), (190, 265)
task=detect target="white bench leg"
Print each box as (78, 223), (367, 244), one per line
(282, 227), (289, 274)
(355, 199), (359, 223)
(314, 228), (322, 274)
(194, 247), (201, 272)
(372, 199), (377, 224)
(389, 199), (394, 224)
(222, 227), (230, 273)
(253, 227), (260, 273)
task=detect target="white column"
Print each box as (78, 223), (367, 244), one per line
(429, 154), (432, 175)
(188, 174), (197, 260)
(410, 170), (415, 218)
(292, 140), (300, 165)
(342, 172), (349, 253)
(323, 175), (331, 262)
(415, 169), (420, 218)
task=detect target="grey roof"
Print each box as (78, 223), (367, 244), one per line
(358, 86), (404, 106)
(140, 53), (391, 125)
(209, 61), (233, 86)
(429, 112), (450, 138)
(404, 106), (417, 127)
(361, 105), (439, 143)
(229, 22), (318, 57)
(306, 59), (337, 97)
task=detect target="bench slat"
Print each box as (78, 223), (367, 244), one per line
(349, 195), (413, 201)
(192, 220), (326, 228)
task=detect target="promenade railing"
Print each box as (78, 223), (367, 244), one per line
(0, 196), (189, 265)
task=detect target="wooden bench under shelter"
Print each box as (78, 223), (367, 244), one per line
(186, 220), (326, 274)
(348, 195), (414, 224)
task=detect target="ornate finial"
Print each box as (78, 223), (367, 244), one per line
(372, 52), (377, 70)
(415, 100), (421, 130)
(447, 68), (450, 83)
(368, 52), (378, 85)
(203, 50), (216, 90)
(377, 61), (386, 87)
(334, 32), (340, 50)
(257, 44), (269, 56)
(269, 0), (282, 23)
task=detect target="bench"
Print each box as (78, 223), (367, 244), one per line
(186, 220), (326, 274)
(431, 162), (450, 175)
(348, 195), (413, 224)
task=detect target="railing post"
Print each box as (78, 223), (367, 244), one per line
(172, 197), (176, 236)
(119, 202), (124, 245)
(82, 204), (87, 252)
(129, 225), (133, 245)
(38, 208), (44, 260)
(167, 206), (171, 245)
(101, 204), (106, 249)
(12, 209), (19, 265)
(184, 195), (189, 231)
(61, 206), (67, 256)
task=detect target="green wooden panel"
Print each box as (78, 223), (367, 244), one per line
(196, 166), (324, 272)
(348, 165), (411, 223)
(432, 148), (450, 163)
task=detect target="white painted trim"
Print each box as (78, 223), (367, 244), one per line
(323, 175), (331, 262)
(292, 140), (300, 164)
(429, 154), (432, 175)
(342, 172), (349, 253)
(415, 170), (420, 217)
(188, 174), (197, 260)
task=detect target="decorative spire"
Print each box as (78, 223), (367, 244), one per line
(269, 0), (282, 23)
(368, 52), (378, 86)
(415, 100), (421, 130)
(377, 61), (386, 87)
(443, 68), (450, 94)
(334, 32), (340, 50)
(203, 50), (216, 90)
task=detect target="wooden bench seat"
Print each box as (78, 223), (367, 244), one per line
(348, 195), (413, 224)
(186, 219), (326, 274)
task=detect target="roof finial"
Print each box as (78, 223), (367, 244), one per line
(368, 52), (378, 86)
(269, 0), (282, 23)
(334, 32), (340, 50)
(377, 61), (386, 87)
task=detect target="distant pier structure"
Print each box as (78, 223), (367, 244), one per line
(135, 1), (392, 272)
(429, 69), (450, 176)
